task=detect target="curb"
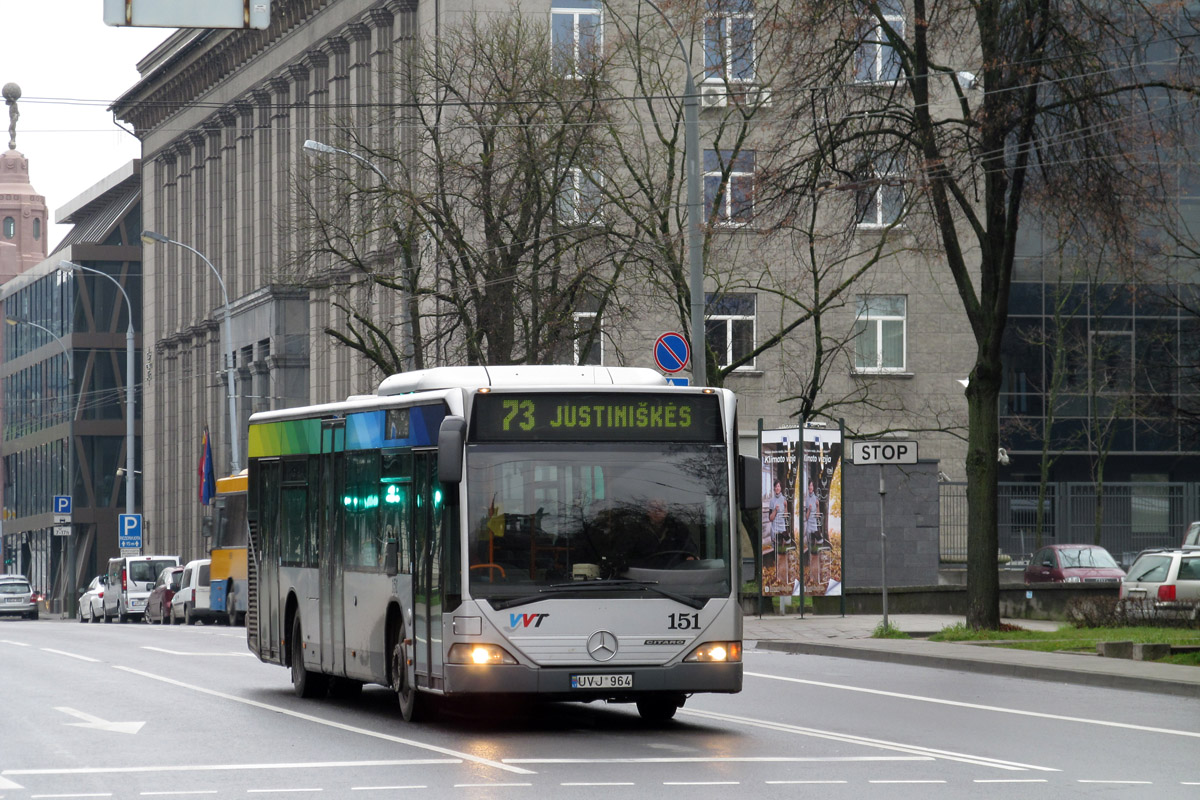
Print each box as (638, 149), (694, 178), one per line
(751, 639), (1200, 699)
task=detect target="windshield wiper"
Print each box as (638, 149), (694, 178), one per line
(487, 579), (706, 611)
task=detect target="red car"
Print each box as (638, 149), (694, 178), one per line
(144, 566), (184, 625)
(1025, 544), (1126, 584)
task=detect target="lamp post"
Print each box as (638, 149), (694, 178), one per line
(303, 138), (416, 371)
(139, 232), (240, 475)
(636, 0), (706, 386)
(57, 261), (135, 518)
(7, 316), (75, 613)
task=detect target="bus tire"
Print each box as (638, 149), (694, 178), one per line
(391, 630), (422, 722)
(636, 694), (684, 723)
(291, 617), (327, 699)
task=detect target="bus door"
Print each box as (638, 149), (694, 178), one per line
(252, 459), (282, 662)
(320, 419), (347, 677)
(412, 451), (445, 689)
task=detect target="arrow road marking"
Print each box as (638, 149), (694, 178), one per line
(56, 707), (146, 735)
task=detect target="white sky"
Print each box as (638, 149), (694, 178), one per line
(2, 2), (173, 249)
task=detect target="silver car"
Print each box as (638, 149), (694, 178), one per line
(0, 575), (38, 620)
(1120, 549), (1200, 621)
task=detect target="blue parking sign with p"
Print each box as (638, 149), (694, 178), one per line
(54, 495), (72, 515)
(118, 514), (143, 549)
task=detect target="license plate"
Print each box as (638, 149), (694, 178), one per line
(131, 599), (144, 608)
(5, 597), (21, 604)
(571, 674), (632, 689)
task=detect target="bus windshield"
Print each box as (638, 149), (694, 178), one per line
(465, 442), (731, 602)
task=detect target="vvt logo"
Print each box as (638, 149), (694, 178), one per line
(509, 613), (549, 629)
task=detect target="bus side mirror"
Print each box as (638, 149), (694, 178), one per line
(739, 455), (761, 513)
(438, 416), (467, 484)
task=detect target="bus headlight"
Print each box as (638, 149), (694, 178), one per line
(684, 642), (742, 663)
(447, 643), (518, 665)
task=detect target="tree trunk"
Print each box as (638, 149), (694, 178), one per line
(965, 366), (1002, 631)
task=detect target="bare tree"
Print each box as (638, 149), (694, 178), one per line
(290, 8), (621, 370)
(764, 0), (1200, 628)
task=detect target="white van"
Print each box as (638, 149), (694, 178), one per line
(171, 559), (216, 625)
(104, 555), (181, 623)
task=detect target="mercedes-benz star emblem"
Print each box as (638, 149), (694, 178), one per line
(586, 630), (619, 662)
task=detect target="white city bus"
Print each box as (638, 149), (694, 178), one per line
(245, 365), (759, 722)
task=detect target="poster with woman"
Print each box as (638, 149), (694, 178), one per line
(758, 428), (799, 596)
(802, 426), (843, 596)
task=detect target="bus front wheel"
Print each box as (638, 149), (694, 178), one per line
(391, 631), (422, 722)
(636, 694), (684, 723)
(291, 617), (328, 699)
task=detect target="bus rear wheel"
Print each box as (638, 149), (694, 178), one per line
(636, 694), (684, 723)
(391, 633), (422, 722)
(291, 617), (328, 699)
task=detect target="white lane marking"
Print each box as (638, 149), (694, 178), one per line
(40, 649), (99, 663)
(0, 640), (30, 647)
(974, 779), (1049, 783)
(664, 782), (739, 786)
(682, 708), (1055, 772)
(350, 787), (427, 792)
(141, 647), (253, 657)
(0, 775), (24, 789)
(30, 795), (111, 799)
(1077, 780), (1154, 784)
(55, 707), (145, 735)
(745, 670), (1200, 739)
(452, 785), (532, 788)
(246, 791), (321, 794)
(870, 780), (947, 784)
(561, 783), (635, 787)
(5, 760), (459, 777)
(505, 757), (929, 764)
(141, 792), (219, 796)
(113, 666), (534, 775)
(766, 781), (848, 785)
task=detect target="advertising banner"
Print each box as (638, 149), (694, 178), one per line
(802, 426), (843, 596)
(759, 428), (800, 596)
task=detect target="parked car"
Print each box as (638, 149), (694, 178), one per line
(144, 566), (183, 625)
(1183, 521), (1200, 550)
(1120, 549), (1200, 621)
(77, 575), (106, 623)
(1025, 544), (1126, 584)
(103, 555), (181, 623)
(170, 559), (216, 625)
(0, 574), (38, 620)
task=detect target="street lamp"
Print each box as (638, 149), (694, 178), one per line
(139, 231), (240, 475)
(57, 260), (135, 517)
(5, 316), (74, 613)
(303, 138), (416, 371)
(636, 0), (706, 386)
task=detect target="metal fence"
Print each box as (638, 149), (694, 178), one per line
(939, 482), (1200, 567)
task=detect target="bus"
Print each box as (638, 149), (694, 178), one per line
(245, 365), (758, 722)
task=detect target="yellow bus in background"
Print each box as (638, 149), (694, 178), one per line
(211, 471), (248, 625)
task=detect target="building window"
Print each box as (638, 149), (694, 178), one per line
(2, 217), (14, 239)
(552, 0), (602, 78)
(32, 218), (40, 241)
(856, 155), (904, 227)
(558, 167), (604, 224)
(704, 0), (756, 84)
(704, 149), (755, 225)
(854, 295), (907, 372)
(705, 293), (756, 369)
(855, 0), (905, 83)
(573, 311), (603, 365)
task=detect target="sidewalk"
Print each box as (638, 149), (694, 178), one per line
(743, 611), (1200, 698)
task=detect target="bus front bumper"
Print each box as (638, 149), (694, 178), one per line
(443, 661), (742, 699)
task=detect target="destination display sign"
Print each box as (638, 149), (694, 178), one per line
(471, 393), (722, 442)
